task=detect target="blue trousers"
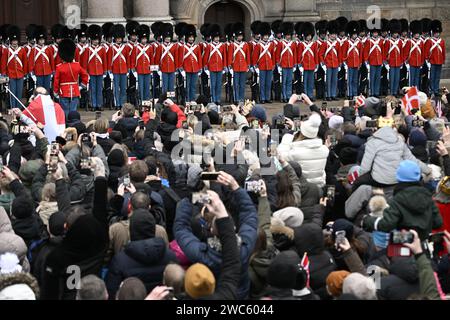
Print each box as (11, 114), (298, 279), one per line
(326, 67), (338, 98)
(409, 66), (421, 88)
(210, 71), (222, 103)
(186, 72), (198, 102)
(233, 71), (246, 102)
(389, 67), (400, 96)
(303, 70), (314, 99)
(36, 75), (51, 92)
(348, 67), (359, 97)
(281, 68), (293, 100)
(113, 73), (127, 107)
(138, 73), (151, 101)
(430, 64), (442, 96)
(259, 70), (273, 101)
(162, 72), (175, 93)
(89, 75), (103, 109)
(9, 78), (24, 109)
(60, 97), (79, 117)
(370, 65), (382, 96)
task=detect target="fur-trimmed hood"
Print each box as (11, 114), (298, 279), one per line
(0, 272), (40, 300)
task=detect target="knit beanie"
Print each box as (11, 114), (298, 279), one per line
(48, 211), (66, 237)
(300, 113), (322, 139)
(273, 207), (304, 228)
(250, 105), (267, 123)
(267, 250), (307, 290)
(328, 115), (344, 130)
(396, 160), (421, 182)
(408, 129), (427, 147)
(18, 160), (44, 186)
(332, 219), (354, 241)
(326, 270), (350, 297)
(342, 273), (377, 300)
(184, 263), (216, 299)
(129, 209), (156, 241)
(11, 196), (34, 219)
(108, 149), (126, 167)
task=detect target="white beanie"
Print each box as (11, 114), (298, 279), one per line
(328, 115), (344, 130)
(342, 273), (377, 300)
(0, 284), (36, 300)
(273, 207), (304, 228)
(300, 113), (322, 139)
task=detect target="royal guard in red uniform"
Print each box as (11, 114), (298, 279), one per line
(399, 19), (410, 89)
(426, 20), (445, 96)
(1, 25), (28, 108)
(276, 22), (296, 103)
(228, 23), (250, 103)
(154, 23), (178, 94)
(403, 20), (424, 88)
(320, 20), (341, 101)
(107, 24), (131, 109)
(249, 21), (262, 102)
(383, 19), (404, 96)
(271, 20), (283, 101)
(53, 39), (89, 116)
(81, 24), (107, 111)
(24, 25), (36, 59)
(75, 24), (88, 63)
(199, 23), (212, 100)
(150, 21), (163, 99)
(379, 18), (390, 96)
(29, 25), (54, 92)
(203, 24), (227, 104)
(252, 22), (275, 104)
(125, 21), (140, 105)
(336, 16), (348, 97)
(342, 21), (362, 99)
(420, 18), (432, 94)
(315, 20), (328, 99)
(178, 24), (202, 102)
(297, 22), (318, 99)
(363, 24), (383, 97)
(131, 24), (154, 102)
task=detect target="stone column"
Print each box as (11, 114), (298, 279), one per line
(133, 0), (172, 24)
(84, 0), (126, 24)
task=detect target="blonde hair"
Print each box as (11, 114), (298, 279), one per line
(41, 183), (56, 202)
(122, 103), (136, 118)
(94, 118), (109, 134)
(187, 114), (198, 129)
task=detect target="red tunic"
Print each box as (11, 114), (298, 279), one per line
(425, 37), (446, 65)
(154, 42), (178, 73)
(403, 38), (424, 67)
(277, 40), (297, 68)
(131, 43), (154, 74)
(341, 39), (362, 68)
(29, 45), (54, 76)
(227, 41), (251, 72)
(0, 46), (28, 79)
(383, 38), (404, 67)
(107, 43), (131, 74)
(178, 43), (202, 73)
(81, 45), (107, 76)
(320, 40), (341, 68)
(203, 41), (227, 72)
(53, 62), (89, 98)
(363, 37), (383, 66)
(297, 40), (318, 71)
(251, 40), (276, 71)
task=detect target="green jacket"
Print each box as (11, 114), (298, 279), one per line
(415, 253), (440, 299)
(363, 184), (442, 240)
(0, 193), (15, 214)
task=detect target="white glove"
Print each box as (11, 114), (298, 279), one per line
(277, 66), (282, 74)
(205, 69), (210, 76)
(299, 66), (304, 73)
(249, 66), (255, 73)
(406, 63), (410, 71)
(365, 62), (370, 68)
(338, 66), (341, 72)
(255, 67), (260, 75)
(31, 74), (37, 82)
(181, 71), (186, 78)
(109, 73), (114, 81)
(426, 61), (431, 69)
(323, 65), (327, 73)
(385, 64), (390, 71)
(229, 68), (234, 76)
(343, 63), (348, 71)
(133, 71), (138, 79)
(103, 73), (107, 79)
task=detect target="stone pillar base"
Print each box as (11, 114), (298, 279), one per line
(83, 17), (127, 25)
(133, 16), (173, 24)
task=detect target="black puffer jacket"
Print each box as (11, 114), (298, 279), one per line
(106, 237), (178, 297)
(378, 257), (420, 300)
(117, 117), (139, 139)
(294, 223), (337, 299)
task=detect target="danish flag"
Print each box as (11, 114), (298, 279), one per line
(300, 252), (310, 288)
(22, 94), (66, 143)
(401, 86), (420, 115)
(355, 95), (366, 109)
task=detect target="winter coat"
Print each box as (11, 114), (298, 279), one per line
(360, 126), (431, 185)
(294, 223), (337, 299)
(36, 201), (59, 227)
(117, 117), (139, 139)
(363, 183), (443, 240)
(278, 135), (329, 187)
(174, 188), (258, 299)
(156, 122), (179, 153)
(0, 207), (30, 272)
(106, 237), (178, 297)
(11, 215), (47, 249)
(0, 193), (14, 214)
(378, 257), (420, 300)
(96, 137), (116, 155)
(40, 177), (109, 300)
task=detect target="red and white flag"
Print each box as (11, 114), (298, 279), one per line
(401, 86), (420, 115)
(300, 252), (310, 288)
(355, 95), (365, 109)
(23, 95), (66, 143)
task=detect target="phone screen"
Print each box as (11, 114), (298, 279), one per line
(200, 172), (220, 181)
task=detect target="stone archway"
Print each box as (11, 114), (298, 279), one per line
(199, 0), (263, 40)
